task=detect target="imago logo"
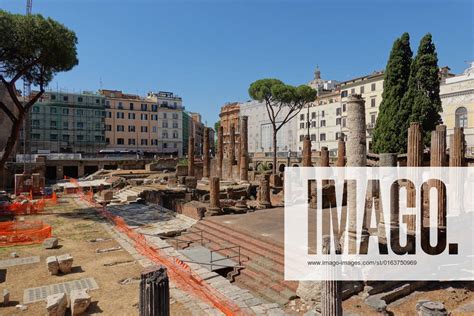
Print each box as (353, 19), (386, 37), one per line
(284, 167), (474, 281)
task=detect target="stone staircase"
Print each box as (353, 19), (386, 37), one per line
(180, 218), (298, 306)
(114, 186), (149, 203)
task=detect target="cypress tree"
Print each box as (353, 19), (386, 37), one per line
(372, 33), (413, 153)
(402, 33), (442, 147)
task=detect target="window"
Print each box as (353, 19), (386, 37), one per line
(360, 86), (365, 94)
(117, 138), (124, 145)
(173, 113), (179, 119)
(173, 131), (178, 139)
(78, 97), (83, 102)
(77, 135), (84, 141)
(141, 126), (148, 133)
(106, 100), (110, 108)
(342, 104), (346, 112)
(95, 136), (102, 142)
(96, 99), (100, 104)
(336, 117), (341, 125)
(141, 114), (148, 120)
(351, 88), (355, 94)
(105, 125), (112, 131)
(107, 111), (112, 118)
(310, 134), (316, 141)
(342, 118), (346, 128)
(118, 102), (123, 109)
(50, 107), (57, 114)
(371, 98), (376, 107)
(311, 121), (316, 128)
(117, 125), (124, 132)
(63, 122), (68, 129)
(320, 120), (326, 127)
(50, 134), (58, 141)
(32, 133), (40, 140)
(152, 104), (158, 112)
(152, 126), (157, 133)
(62, 134), (69, 142)
(105, 138), (110, 144)
(63, 96), (68, 102)
(128, 113), (135, 119)
(162, 121), (168, 128)
(371, 114), (376, 124)
(336, 108), (341, 116)
(141, 104), (147, 111)
(33, 106), (40, 113)
(95, 110), (101, 116)
(117, 112), (124, 119)
(62, 108), (69, 115)
(77, 122), (84, 129)
(128, 139), (136, 145)
(174, 143), (178, 148)
(162, 131), (168, 139)
(128, 126), (135, 132)
(300, 123), (305, 129)
(77, 109), (83, 116)
(163, 143), (168, 149)
(50, 94), (56, 100)
(320, 133), (326, 141)
(371, 83), (376, 91)
(455, 107), (468, 128)
(321, 111), (325, 118)
(141, 139), (148, 145)
(32, 120), (40, 126)
(299, 135), (304, 141)
(173, 122), (179, 128)
(341, 90), (348, 98)
(129, 103), (134, 110)
(163, 113), (167, 119)
(151, 114), (158, 120)
(310, 112), (315, 119)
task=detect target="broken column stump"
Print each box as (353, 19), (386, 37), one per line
(47, 256), (60, 275)
(70, 289), (91, 315)
(207, 177), (221, 216)
(258, 179), (272, 209)
(139, 266), (170, 316)
(57, 254), (73, 274)
(46, 292), (67, 316)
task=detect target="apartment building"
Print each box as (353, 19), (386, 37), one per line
(297, 90), (342, 154)
(24, 91), (106, 154)
(338, 70), (385, 150)
(101, 90), (183, 156)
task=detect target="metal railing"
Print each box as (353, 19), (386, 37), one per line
(210, 245), (241, 271)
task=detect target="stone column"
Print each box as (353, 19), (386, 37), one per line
(406, 122), (423, 232)
(377, 153), (398, 244)
(240, 116), (249, 182)
(258, 179), (271, 208)
(228, 123), (236, 179)
(449, 127), (465, 167)
(321, 236), (342, 316)
(320, 146), (329, 186)
(430, 125), (447, 228)
(187, 137), (195, 177)
(346, 95), (369, 254)
(336, 138), (345, 167)
(139, 266), (170, 316)
(217, 126), (223, 178)
(207, 177), (221, 215)
(302, 136), (312, 167)
(203, 127), (210, 179)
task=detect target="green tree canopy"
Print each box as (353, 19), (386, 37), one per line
(249, 78), (316, 174)
(372, 32), (412, 153)
(0, 10), (78, 168)
(402, 33), (442, 146)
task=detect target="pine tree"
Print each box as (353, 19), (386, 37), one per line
(401, 33), (442, 147)
(372, 33), (412, 153)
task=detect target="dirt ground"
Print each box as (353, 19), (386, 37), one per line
(0, 196), (189, 315)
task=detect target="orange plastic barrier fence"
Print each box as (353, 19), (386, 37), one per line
(67, 177), (246, 316)
(0, 220), (52, 246)
(5, 198), (46, 215)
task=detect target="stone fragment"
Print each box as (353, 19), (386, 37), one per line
(57, 254), (73, 274)
(70, 289), (91, 315)
(96, 246), (122, 253)
(43, 237), (59, 249)
(10, 252), (18, 258)
(47, 256), (59, 275)
(2, 288), (9, 306)
(46, 292), (67, 316)
(416, 300), (447, 316)
(16, 304), (28, 311)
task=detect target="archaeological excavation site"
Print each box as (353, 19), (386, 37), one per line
(0, 95), (472, 316)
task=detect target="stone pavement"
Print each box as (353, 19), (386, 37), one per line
(102, 221), (285, 315)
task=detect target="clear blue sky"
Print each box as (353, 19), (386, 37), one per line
(1, 0), (473, 125)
